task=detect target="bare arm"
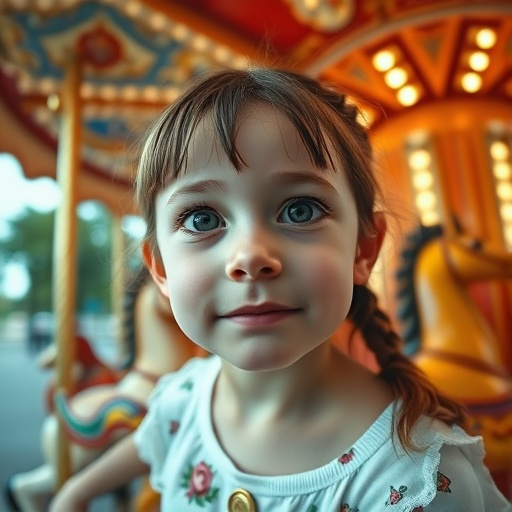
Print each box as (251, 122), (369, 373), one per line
(49, 433), (149, 512)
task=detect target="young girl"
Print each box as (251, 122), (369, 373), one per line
(50, 68), (511, 512)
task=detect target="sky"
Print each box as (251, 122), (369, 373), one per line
(0, 153), (145, 300)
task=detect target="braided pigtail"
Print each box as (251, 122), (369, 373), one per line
(348, 285), (467, 451)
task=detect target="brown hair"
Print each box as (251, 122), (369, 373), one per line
(135, 67), (466, 450)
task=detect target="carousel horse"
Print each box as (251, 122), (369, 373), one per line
(395, 223), (512, 496)
(6, 267), (200, 511)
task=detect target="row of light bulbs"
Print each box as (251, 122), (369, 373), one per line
(460, 27), (497, 94)
(371, 47), (419, 107)
(489, 138), (512, 250)
(371, 26), (498, 102)
(406, 141), (441, 226)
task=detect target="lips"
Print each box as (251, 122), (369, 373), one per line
(222, 303), (297, 317)
(220, 303), (300, 327)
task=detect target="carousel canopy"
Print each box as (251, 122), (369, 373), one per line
(0, 0), (511, 215)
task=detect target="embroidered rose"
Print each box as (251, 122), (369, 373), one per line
(385, 485), (408, 505)
(436, 471), (452, 493)
(169, 420), (179, 434)
(181, 461), (219, 505)
(338, 448), (355, 464)
(341, 503), (359, 511)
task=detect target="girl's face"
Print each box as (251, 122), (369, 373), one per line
(148, 104), (377, 372)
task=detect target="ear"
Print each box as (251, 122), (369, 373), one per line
(353, 212), (387, 285)
(142, 241), (170, 298)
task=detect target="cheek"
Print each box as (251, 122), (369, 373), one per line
(164, 255), (213, 341)
(301, 252), (355, 318)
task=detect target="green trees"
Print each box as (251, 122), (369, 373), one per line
(0, 204), (128, 317)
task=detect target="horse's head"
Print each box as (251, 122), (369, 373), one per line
(443, 235), (512, 284)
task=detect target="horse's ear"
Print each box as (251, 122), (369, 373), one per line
(142, 241), (170, 298)
(353, 212), (387, 285)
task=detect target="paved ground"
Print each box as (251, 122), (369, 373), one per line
(0, 340), (134, 512)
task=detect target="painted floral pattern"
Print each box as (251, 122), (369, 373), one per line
(181, 461), (219, 506)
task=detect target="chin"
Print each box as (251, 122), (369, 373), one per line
(227, 347), (303, 373)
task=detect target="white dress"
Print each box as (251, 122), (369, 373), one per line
(133, 356), (511, 511)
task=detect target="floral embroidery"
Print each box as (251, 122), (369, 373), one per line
(169, 420), (179, 434)
(181, 461), (219, 506)
(385, 485), (408, 505)
(340, 503), (359, 511)
(436, 471), (452, 493)
(306, 506), (318, 512)
(338, 448), (355, 464)
(181, 379), (194, 391)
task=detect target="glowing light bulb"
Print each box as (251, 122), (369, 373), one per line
(475, 28), (496, 49)
(384, 67), (408, 89)
(461, 72), (482, 93)
(372, 50), (396, 72)
(468, 51), (489, 72)
(397, 85), (419, 106)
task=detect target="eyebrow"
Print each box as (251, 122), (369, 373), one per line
(166, 179), (227, 206)
(166, 170), (339, 206)
(268, 171), (339, 195)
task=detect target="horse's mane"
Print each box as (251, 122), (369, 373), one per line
(395, 223), (443, 355)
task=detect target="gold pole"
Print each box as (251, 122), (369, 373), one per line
(52, 55), (82, 489)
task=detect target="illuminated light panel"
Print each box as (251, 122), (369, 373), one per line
(397, 85), (419, 106)
(493, 162), (512, 180)
(461, 72), (482, 93)
(384, 67), (407, 89)
(304, 0), (320, 8)
(372, 50), (396, 72)
(497, 182), (512, 201)
(99, 84), (117, 100)
(490, 141), (510, 161)
(47, 94), (60, 112)
(500, 202), (512, 221)
(149, 13), (167, 30)
(124, 1), (142, 17)
(121, 85), (138, 101)
(80, 83), (95, 98)
(421, 210), (440, 226)
(412, 170), (434, 190)
(468, 51), (490, 72)
(415, 190), (437, 210)
(408, 148), (432, 169)
(475, 28), (497, 49)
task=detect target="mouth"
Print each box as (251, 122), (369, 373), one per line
(220, 303), (301, 327)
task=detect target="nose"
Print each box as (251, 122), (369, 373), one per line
(225, 232), (282, 281)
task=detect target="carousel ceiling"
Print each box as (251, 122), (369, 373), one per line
(0, 0), (511, 214)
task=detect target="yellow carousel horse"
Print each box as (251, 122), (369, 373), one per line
(396, 223), (512, 497)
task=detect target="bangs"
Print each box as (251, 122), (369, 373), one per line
(136, 68), (376, 243)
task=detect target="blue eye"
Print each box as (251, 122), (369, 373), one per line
(280, 198), (326, 224)
(182, 209), (222, 232)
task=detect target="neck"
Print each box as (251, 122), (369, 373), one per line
(215, 341), (341, 425)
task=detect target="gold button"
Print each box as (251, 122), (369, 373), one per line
(228, 488), (256, 512)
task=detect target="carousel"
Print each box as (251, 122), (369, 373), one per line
(0, 0), (511, 509)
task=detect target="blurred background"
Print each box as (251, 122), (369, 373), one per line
(0, 0), (511, 510)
